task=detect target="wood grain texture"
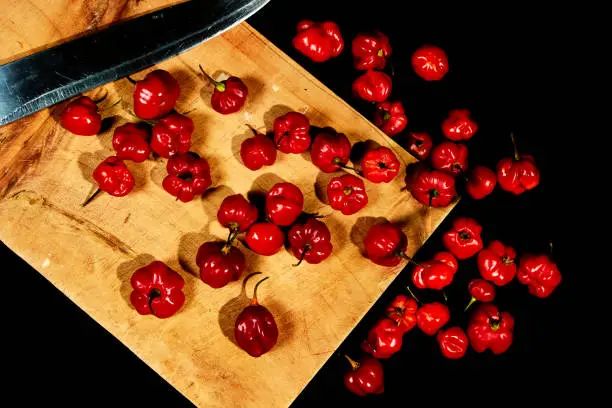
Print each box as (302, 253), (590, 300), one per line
(0, 3), (454, 407)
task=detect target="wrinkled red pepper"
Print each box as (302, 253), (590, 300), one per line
(151, 112), (194, 158)
(293, 20), (344, 62)
(93, 156), (135, 197)
(406, 132), (433, 160)
(310, 130), (351, 173)
(327, 174), (368, 215)
(265, 182), (304, 226)
(406, 166), (456, 207)
(467, 304), (514, 354)
(60, 96), (102, 136)
(288, 218), (333, 265)
(385, 294), (418, 334)
(273, 112), (312, 154)
(162, 152), (212, 202)
(132, 69), (180, 120)
(431, 141), (469, 175)
(436, 327), (469, 359)
(442, 109), (478, 141)
(361, 317), (403, 359)
(466, 165), (497, 200)
(477, 240), (517, 286)
(363, 222), (414, 267)
(517, 253), (561, 298)
(352, 70), (392, 102)
(112, 123), (151, 163)
(373, 101), (408, 137)
(361, 146), (400, 183)
(412, 251), (458, 290)
(196, 241), (245, 289)
(217, 194), (259, 234)
(352, 31), (392, 70)
(199, 66), (248, 115)
(465, 278), (496, 311)
(416, 302), (450, 336)
(344, 355), (384, 396)
(442, 217), (483, 260)
(240, 127), (277, 171)
(411, 45), (449, 81)
(130, 261), (185, 318)
(496, 133), (540, 195)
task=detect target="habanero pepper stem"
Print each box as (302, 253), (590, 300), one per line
(251, 276), (270, 305)
(344, 355), (359, 370)
(510, 132), (520, 161)
(82, 188), (102, 207)
(464, 297), (477, 312)
(406, 285), (422, 304)
(92, 90), (109, 104)
(293, 244), (311, 267)
(199, 64), (226, 92)
(148, 288), (162, 313)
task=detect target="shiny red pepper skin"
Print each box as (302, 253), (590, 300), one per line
(416, 302), (450, 336)
(293, 20), (344, 62)
(406, 132), (433, 160)
(217, 194), (259, 233)
(363, 222), (408, 267)
(273, 112), (311, 154)
(412, 251), (458, 290)
(466, 165), (497, 200)
(431, 141), (469, 175)
(235, 279), (278, 357)
(442, 217), (483, 260)
(196, 241), (245, 288)
(112, 123), (151, 163)
(210, 76), (248, 115)
(361, 317), (403, 359)
(151, 113), (194, 158)
(240, 132), (277, 171)
(467, 304), (514, 354)
(288, 218), (333, 265)
(310, 131), (351, 173)
(265, 182), (304, 226)
(411, 45), (449, 81)
(517, 254), (562, 298)
(162, 152), (212, 202)
(407, 167), (456, 207)
(344, 355), (384, 396)
(133, 70), (180, 120)
(468, 279), (496, 302)
(373, 101), (408, 137)
(361, 146), (400, 183)
(352, 31), (392, 70)
(93, 156), (135, 197)
(497, 155), (540, 195)
(245, 222), (285, 256)
(442, 109), (478, 141)
(385, 294), (418, 333)
(477, 240), (517, 286)
(130, 261), (185, 318)
(60, 96), (102, 136)
(327, 174), (368, 215)
(437, 327), (469, 359)
(352, 70), (393, 102)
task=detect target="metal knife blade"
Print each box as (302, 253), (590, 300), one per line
(0, 0), (269, 126)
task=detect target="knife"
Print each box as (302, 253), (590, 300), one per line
(0, 0), (270, 126)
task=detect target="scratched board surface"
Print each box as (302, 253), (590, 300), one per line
(0, 3), (454, 407)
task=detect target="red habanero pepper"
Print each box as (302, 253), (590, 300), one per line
(477, 240), (517, 286)
(373, 101), (408, 137)
(344, 355), (384, 396)
(93, 156), (135, 197)
(196, 241), (245, 289)
(407, 167), (456, 208)
(416, 302), (450, 336)
(60, 96), (102, 136)
(245, 222), (285, 256)
(517, 253), (562, 298)
(265, 182), (304, 226)
(240, 127), (277, 171)
(464, 278), (496, 311)
(363, 222), (416, 267)
(130, 261), (185, 318)
(442, 109), (478, 141)
(352, 31), (392, 70)
(112, 123), (151, 163)
(199, 65), (248, 114)
(430, 141), (469, 175)
(361, 317), (403, 359)
(385, 294), (418, 334)
(442, 217), (483, 260)
(273, 112), (311, 154)
(361, 146), (400, 183)
(412, 251), (459, 290)
(352, 70), (392, 103)
(467, 304), (514, 355)
(466, 165), (497, 200)
(288, 218), (333, 265)
(406, 132), (433, 160)
(496, 133), (540, 194)
(131, 70), (180, 120)
(217, 194), (259, 235)
(162, 152), (212, 202)
(411, 45), (449, 81)
(327, 174), (368, 215)
(436, 327), (469, 359)
(293, 20), (344, 62)
(151, 112), (194, 158)
(310, 130), (352, 173)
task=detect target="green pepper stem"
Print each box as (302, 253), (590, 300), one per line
(464, 297), (477, 312)
(199, 64), (226, 92)
(442, 290), (448, 303)
(406, 285), (422, 304)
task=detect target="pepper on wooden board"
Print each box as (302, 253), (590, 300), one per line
(327, 174), (368, 215)
(373, 101), (408, 137)
(265, 182), (304, 226)
(288, 218), (333, 265)
(130, 261), (185, 319)
(199, 65), (248, 115)
(131, 69), (180, 120)
(363, 222), (417, 267)
(92, 156), (135, 197)
(112, 123), (151, 163)
(60, 96), (102, 136)
(406, 166), (456, 207)
(196, 241), (245, 289)
(150, 112), (194, 158)
(361, 146), (400, 183)
(240, 127), (277, 171)
(273, 112), (312, 154)
(162, 152), (212, 202)
(217, 194), (259, 234)
(310, 130), (352, 173)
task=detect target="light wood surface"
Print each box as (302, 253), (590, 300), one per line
(0, 2), (454, 407)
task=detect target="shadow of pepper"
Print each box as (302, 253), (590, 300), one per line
(230, 125), (256, 167)
(241, 76), (266, 112)
(77, 149), (112, 184)
(350, 139), (381, 173)
(218, 272), (262, 347)
(314, 170), (345, 205)
(350, 216), (389, 256)
(262, 104), (293, 131)
(177, 231), (215, 277)
(116, 253), (156, 308)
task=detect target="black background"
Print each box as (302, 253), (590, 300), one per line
(4, 1), (575, 406)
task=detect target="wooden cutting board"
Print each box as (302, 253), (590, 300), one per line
(0, 2), (454, 406)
